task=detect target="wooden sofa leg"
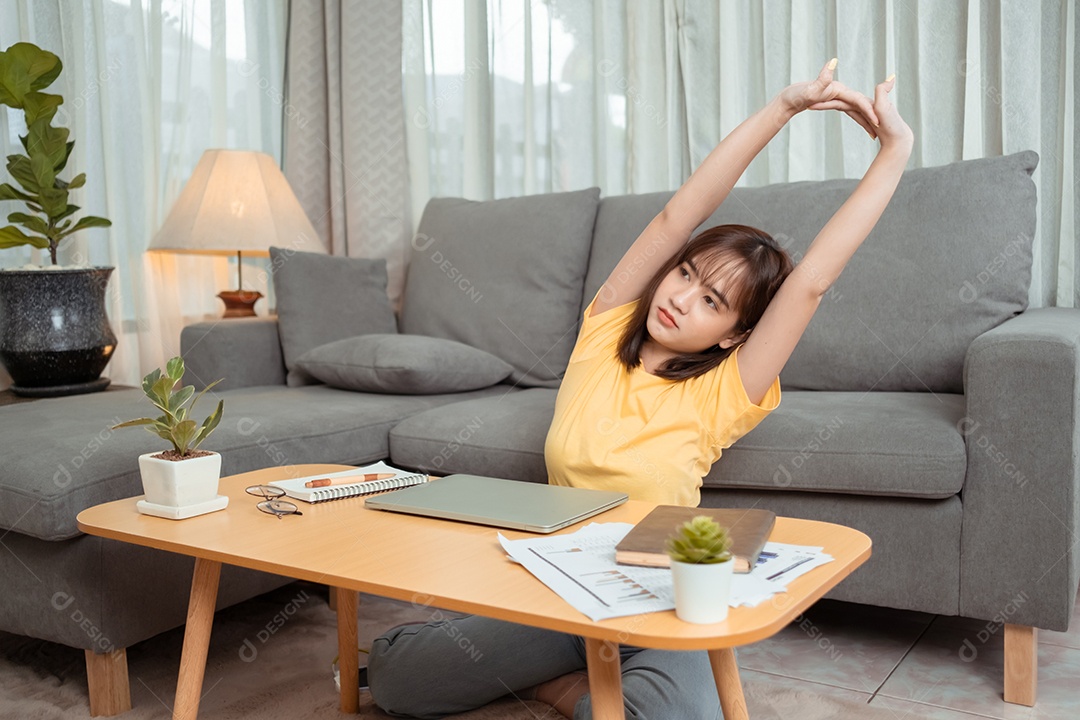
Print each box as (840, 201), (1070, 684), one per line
(1003, 624), (1037, 706)
(85, 648), (132, 716)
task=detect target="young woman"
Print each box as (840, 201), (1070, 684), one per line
(368, 59), (913, 719)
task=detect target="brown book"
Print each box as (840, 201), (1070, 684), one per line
(615, 506), (776, 573)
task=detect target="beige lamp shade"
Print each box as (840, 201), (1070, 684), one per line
(148, 149), (324, 257)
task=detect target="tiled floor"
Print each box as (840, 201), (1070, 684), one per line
(740, 593), (1080, 719)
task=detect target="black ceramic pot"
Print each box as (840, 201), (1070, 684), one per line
(0, 267), (118, 397)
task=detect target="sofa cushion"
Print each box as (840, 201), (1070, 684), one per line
(399, 188), (601, 389)
(392, 388), (965, 500)
(270, 247), (398, 386)
(709, 391), (968, 499)
(295, 334), (513, 394)
(584, 152), (1038, 393)
(0, 384), (509, 541)
(389, 388), (556, 482)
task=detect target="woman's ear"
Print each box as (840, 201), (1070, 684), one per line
(718, 329), (751, 349)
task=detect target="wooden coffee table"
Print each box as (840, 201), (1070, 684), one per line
(77, 464), (871, 720)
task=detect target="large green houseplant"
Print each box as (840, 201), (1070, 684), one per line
(0, 41), (116, 396)
(0, 42), (112, 260)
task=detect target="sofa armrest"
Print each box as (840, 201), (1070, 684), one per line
(180, 317), (286, 391)
(960, 308), (1080, 630)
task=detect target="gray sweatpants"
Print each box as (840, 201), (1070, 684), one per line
(367, 614), (723, 719)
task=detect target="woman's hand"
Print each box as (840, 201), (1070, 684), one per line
(778, 58), (880, 140)
(863, 75), (914, 153)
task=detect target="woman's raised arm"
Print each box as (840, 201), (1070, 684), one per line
(738, 75), (914, 405)
(592, 59), (878, 316)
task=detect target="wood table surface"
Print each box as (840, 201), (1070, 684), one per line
(78, 464), (872, 720)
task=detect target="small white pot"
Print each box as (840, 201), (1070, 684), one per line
(670, 558), (734, 624)
(138, 451), (222, 508)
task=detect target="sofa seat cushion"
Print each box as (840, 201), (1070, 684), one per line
(708, 391), (967, 499)
(0, 384), (510, 541)
(389, 388), (556, 483)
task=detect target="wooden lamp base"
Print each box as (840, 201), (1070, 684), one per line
(217, 290), (263, 318)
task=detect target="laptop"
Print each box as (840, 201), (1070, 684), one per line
(364, 474), (629, 533)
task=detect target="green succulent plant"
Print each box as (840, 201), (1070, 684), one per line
(113, 357), (224, 457)
(665, 515), (733, 565)
(0, 42), (112, 264)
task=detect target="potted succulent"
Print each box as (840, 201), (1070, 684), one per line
(112, 356), (227, 519)
(0, 41), (115, 396)
(665, 515), (735, 624)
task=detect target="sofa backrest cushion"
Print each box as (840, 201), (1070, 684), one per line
(270, 248), (398, 386)
(584, 151), (1038, 393)
(400, 188), (601, 388)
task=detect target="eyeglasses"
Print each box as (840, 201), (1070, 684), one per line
(245, 485), (303, 519)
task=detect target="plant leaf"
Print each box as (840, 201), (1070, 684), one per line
(0, 224), (48, 249)
(172, 385), (195, 412)
(166, 356), (185, 381)
(65, 174), (85, 190)
(25, 120), (69, 172)
(6, 155), (39, 193)
(7, 211), (48, 235)
(192, 400), (224, 450)
(55, 140), (74, 173)
(110, 417), (156, 429)
(0, 182), (36, 203)
(141, 368), (162, 397)
(7, 42), (63, 92)
(151, 375), (177, 415)
(57, 215), (111, 238)
(171, 420), (198, 455)
(35, 186), (68, 219)
(22, 91), (62, 125)
(54, 204), (79, 222)
(30, 151), (56, 191)
(189, 378), (224, 416)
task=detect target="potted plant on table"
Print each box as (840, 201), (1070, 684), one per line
(112, 356), (227, 519)
(666, 515), (735, 624)
(0, 41), (115, 397)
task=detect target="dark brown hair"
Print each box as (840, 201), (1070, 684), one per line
(616, 224), (793, 381)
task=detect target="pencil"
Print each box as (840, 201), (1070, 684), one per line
(304, 473), (396, 488)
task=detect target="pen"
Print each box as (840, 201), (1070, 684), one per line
(304, 473), (396, 488)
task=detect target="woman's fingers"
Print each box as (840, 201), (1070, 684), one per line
(832, 87), (879, 127)
(806, 98), (878, 138)
(874, 74), (897, 111)
(816, 57), (838, 86)
(845, 109), (878, 139)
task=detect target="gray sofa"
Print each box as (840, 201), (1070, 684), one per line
(1, 150), (1076, 714)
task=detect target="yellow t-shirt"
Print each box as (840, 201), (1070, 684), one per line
(544, 296), (781, 507)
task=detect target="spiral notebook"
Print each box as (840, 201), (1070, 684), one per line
(268, 462), (427, 503)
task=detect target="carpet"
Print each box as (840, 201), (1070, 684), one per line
(0, 581), (896, 719)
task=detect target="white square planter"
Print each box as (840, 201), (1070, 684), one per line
(137, 451), (224, 517)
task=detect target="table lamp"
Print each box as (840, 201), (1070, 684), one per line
(148, 149), (324, 317)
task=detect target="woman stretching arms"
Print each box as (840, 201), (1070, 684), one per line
(368, 60), (913, 719)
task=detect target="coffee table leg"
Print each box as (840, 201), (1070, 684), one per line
(173, 557), (221, 720)
(709, 648), (749, 720)
(335, 587), (359, 713)
(584, 638), (623, 720)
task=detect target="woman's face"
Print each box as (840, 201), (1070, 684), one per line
(646, 257), (747, 354)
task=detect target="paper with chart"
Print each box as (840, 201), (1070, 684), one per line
(499, 523), (674, 621)
(498, 523), (834, 621)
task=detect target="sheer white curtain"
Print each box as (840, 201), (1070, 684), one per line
(0, 0), (286, 388)
(403, 0), (1077, 309)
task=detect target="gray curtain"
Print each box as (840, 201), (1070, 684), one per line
(283, 0), (412, 306)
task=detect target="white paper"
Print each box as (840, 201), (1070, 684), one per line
(499, 524), (835, 620)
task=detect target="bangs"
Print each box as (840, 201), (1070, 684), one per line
(685, 247), (751, 309)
